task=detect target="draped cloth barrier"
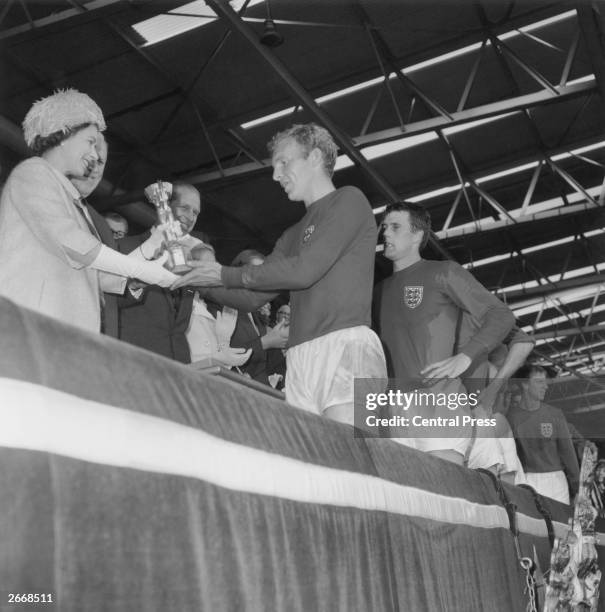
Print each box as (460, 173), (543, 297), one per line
(0, 296), (603, 611)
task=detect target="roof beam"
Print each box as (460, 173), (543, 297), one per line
(4, 0), (264, 205)
(204, 0), (400, 203)
(509, 278), (605, 310)
(203, 1), (397, 196)
(354, 79), (595, 148)
(532, 348), (605, 387)
(202, 0), (453, 260)
(164, 80), (596, 187)
(569, 402), (605, 415)
(533, 323), (605, 340)
(437, 200), (601, 240)
(548, 387), (605, 404)
(97, 5), (265, 180)
(106, 131), (605, 216)
(502, 273), (605, 301)
(224, 3), (575, 131)
(0, 0), (124, 43)
(576, 2), (605, 100)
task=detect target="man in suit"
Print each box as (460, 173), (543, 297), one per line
(71, 134), (124, 338)
(103, 212), (129, 241)
(118, 182), (203, 362)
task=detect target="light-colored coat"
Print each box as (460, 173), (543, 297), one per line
(0, 157), (122, 333)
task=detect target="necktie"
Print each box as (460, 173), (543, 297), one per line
(75, 198), (101, 241)
(172, 288), (183, 314)
(75, 198), (105, 324)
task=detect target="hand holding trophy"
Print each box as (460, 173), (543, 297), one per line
(144, 180), (190, 274)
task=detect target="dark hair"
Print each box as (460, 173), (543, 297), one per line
(30, 122), (94, 156)
(268, 123), (338, 177)
(515, 364), (548, 380)
(383, 201), (432, 249)
(231, 249), (265, 267)
(104, 212), (128, 225)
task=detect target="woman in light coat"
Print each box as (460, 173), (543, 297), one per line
(0, 89), (175, 333)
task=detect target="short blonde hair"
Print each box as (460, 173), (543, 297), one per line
(268, 123), (338, 176)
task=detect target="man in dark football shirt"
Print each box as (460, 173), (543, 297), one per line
(374, 202), (514, 464)
(507, 365), (579, 504)
(174, 123), (386, 425)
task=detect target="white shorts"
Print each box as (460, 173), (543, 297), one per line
(498, 436), (526, 485)
(525, 471), (570, 505)
(414, 436), (470, 456)
(285, 326), (387, 415)
(466, 435), (504, 471)
(392, 437), (470, 457)
(394, 378), (472, 456)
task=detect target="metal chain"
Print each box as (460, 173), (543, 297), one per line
(520, 557), (538, 612)
(477, 469), (541, 612)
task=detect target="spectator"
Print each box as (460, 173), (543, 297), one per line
(186, 244), (251, 369)
(0, 88), (175, 333)
(373, 202), (514, 464)
(276, 303), (291, 326)
(227, 250), (289, 385)
(258, 302), (272, 327)
(267, 301), (290, 389)
(507, 364), (580, 504)
(104, 212), (129, 241)
(174, 123), (386, 425)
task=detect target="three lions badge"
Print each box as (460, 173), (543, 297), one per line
(404, 286), (423, 309)
(540, 422), (553, 438)
(303, 225), (315, 243)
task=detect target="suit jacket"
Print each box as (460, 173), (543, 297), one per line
(87, 206), (121, 338)
(230, 311), (270, 385)
(118, 233), (195, 362)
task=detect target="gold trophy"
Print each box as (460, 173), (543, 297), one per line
(144, 180), (190, 274)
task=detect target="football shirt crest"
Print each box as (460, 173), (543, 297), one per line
(540, 422), (553, 438)
(404, 286), (423, 309)
(302, 224), (315, 243)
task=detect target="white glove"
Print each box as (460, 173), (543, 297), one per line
(90, 245), (178, 288)
(129, 223), (186, 262)
(189, 347), (252, 370)
(213, 347), (252, 368)
(268, 373), (283, 389)
(136, 224), (167, 260)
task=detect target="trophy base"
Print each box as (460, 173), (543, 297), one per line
(170, 263), (192, 275)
